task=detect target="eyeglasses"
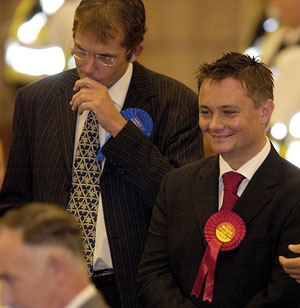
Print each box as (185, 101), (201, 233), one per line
(70, 48), (130, 67)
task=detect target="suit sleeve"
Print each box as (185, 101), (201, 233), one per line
(244, 200), (300, 307)
(137, 174), (197, 308)
(0, 89), (33, 213)
(101, 87), (203, 208)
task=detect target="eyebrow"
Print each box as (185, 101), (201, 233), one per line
(73, 42), (116, 58)
(199, 105), (241, 110)
(73, 42), (85, 51)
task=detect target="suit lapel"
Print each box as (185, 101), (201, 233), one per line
(55, 69), (79, 178)
(53, 64), (155, 177)
(123, 62), (155, 111)
(103, 62), (155, 173)
(234, 146), (279, 224)
(191, 147), (280, 245)
(192, 156), (220, 246)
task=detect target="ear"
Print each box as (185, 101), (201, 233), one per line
(128, 44), (144, 63)
(47, 253), (67, 280)
(260, 99), (274, 125)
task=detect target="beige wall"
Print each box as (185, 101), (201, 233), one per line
(141, 0), (264, 91)
(0, 0), (264, 162)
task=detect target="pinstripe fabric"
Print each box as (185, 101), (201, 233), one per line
(0, 62), (203, 307)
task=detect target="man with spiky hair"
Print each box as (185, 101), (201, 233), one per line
(138, 52), (300, 307)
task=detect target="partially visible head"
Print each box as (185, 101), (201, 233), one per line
(73, 0), (146, 53)
(197, 52), (274, 170)
(197, 52), (274, 108)
(0, 203), (88, 308)
(269, 0), (300, 27)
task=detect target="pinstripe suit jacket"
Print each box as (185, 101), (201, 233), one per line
(0, 62), (203, 307)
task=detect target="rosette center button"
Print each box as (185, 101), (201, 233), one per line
(216, 222), (236, 243)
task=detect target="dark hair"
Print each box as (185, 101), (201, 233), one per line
(197, 52), (274, 108)
(0, 203), (84, 258)
(73, 0), (146, 53)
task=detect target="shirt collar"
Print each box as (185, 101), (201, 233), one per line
(64, 284), (99, 308)
(109, 63), (133, 109)
(219, 138), (271, 181)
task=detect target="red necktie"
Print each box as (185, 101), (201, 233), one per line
(221, 171), (245, 211)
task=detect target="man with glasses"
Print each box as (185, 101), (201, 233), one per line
(0, 0), (203, 307)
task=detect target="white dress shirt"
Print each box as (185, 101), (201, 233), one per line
(73, 63), (133, 270)
(64, 284), (99, 308)
(218, 139), (271, 210)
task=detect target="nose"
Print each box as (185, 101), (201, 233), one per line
(208, 114), (225, 131)
(84, 56), (98, 74)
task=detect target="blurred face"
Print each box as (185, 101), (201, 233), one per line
(73, 30), (138, 88)
(270, 0), (300, 27)
(0, 229), (54, 308)
(199, 77), (273, 170)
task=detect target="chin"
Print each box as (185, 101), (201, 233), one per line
(209, 138), (234, 152)
(210, 144), (232, 155)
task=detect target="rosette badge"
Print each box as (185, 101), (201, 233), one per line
(205, 210), (245, 251)
(191, 210), (246, 303)
(96, 108), (153, 162)
(120, 108), (153, 138)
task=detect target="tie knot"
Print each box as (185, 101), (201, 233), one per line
(222, 171), (245, 194)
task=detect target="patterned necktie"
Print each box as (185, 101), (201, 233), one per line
(67, 111), (101, 275)
(221, 171), (245, 211)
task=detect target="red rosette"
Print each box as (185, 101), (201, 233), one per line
(191, 211), (246, 303)
(204, 210), (246, 251)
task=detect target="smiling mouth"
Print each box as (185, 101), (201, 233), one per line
(210, 134), (233, 140)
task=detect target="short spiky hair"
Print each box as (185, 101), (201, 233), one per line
(73, 0), (146, 52)
(0, 203), (84, 258)
(197, 52), (274, 108)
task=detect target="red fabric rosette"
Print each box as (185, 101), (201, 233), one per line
(191, 210), (246, 302)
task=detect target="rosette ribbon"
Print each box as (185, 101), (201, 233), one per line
(191, 210), (246, 303)
(96, 108), (153, 163)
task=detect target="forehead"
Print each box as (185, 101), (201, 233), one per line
(198, 77), (252, 106)
(0, 229), (24, 269)
(74, 28), (124, 48)
(200, 77), (245, 93)
(0, 228), (40, 262)
(0, 229), (43, 278)
(0, 228), (23, 249)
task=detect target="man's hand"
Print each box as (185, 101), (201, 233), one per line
(279, 244), (300, 283)
(70, 77), (127, 137)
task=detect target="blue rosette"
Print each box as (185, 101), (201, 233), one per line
(121, 108), (153, 137)
(96, 108), (153, 162)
